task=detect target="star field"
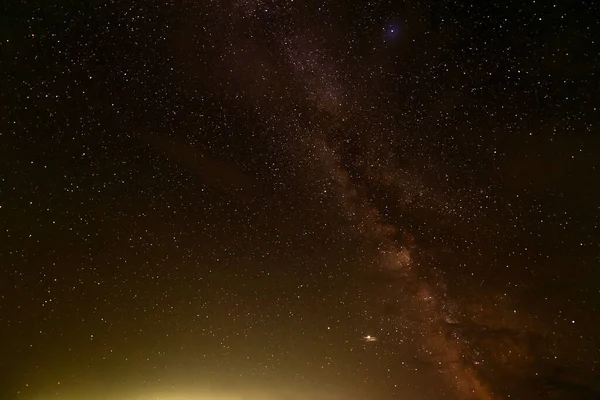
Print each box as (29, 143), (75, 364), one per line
(1, 1), (599, 400)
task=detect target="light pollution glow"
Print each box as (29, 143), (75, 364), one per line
(26, 384), (356, 400)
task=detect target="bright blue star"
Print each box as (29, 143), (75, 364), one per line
(383, 21), (402, 42)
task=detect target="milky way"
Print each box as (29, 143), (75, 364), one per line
(1, 1), (599, 400)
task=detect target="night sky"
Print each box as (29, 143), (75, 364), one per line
(1, 1), (599, 400)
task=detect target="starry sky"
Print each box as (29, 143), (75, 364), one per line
(1, 1), (599, 400)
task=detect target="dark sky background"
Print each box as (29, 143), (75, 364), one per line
(1, 1), (599, 400)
